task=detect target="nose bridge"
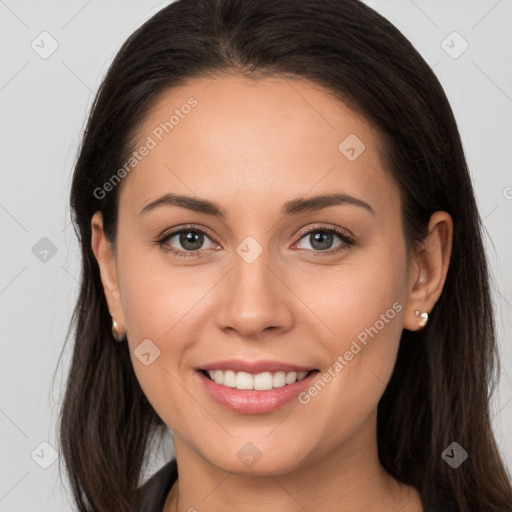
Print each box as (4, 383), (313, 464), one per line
(234, 237), (272, 297)
(215, 235), (293, 336)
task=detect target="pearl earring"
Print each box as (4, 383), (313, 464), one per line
(415, 310), (429, 328)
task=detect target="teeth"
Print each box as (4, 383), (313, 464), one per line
(206, 369), (310, 390)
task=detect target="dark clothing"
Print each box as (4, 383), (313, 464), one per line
(137, 459), (178, 512)
(136, 459), (455, 511)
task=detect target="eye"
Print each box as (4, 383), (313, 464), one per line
(156, 224), (355, 259)
(156, 226), (219, 258)
(293, 226), (355, 254)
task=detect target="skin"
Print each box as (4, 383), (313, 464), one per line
(91, 74), (453, 512)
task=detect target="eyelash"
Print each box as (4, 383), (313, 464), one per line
(155, 224), (356, 259)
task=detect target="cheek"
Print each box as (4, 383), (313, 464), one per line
(117, 235), (205, 338)
(115, 241), (203, 389)
(117, 254), (207, 421)
(294, 246), (407, 437)
(300, 242), (407, 349)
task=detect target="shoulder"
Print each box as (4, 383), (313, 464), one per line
(136, 459), (178, 512)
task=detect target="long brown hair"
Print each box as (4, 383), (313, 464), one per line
(56, 0), (512, 510)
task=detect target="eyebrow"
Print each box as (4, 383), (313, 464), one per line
(139, 192), (375, 217)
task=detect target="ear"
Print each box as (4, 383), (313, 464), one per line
(403, 211), (453, 331)
(90, 211), (126, 333)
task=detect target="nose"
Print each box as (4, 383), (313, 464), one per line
(214, 244), (295, 339)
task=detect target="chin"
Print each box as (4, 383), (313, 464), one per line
(203, 442), (308, 477)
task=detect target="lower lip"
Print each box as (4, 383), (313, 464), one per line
(196, 369), (320, 414)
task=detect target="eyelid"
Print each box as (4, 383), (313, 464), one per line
(294, 223), (355, 241)
(158, 223), (218, 242)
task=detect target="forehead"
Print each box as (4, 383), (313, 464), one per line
(121, 74), (399, 217)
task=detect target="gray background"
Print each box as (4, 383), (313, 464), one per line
(0, 0), (511, 510)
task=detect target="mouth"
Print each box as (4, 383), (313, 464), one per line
(198, 368), (319, 391)
(196, 367), (321, 414)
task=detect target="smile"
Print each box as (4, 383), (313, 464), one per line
(196, 368), (321, 414)
(201, 369), (312, 391)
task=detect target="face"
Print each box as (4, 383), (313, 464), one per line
(94, 74), (421, 475)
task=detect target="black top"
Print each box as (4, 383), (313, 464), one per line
(137, 459), (178, 512)
(136, 459), (455, 512)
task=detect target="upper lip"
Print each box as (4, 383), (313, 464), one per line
(198, 359), (317, 374)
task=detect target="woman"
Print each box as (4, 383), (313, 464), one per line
(57, 0), (512, 510)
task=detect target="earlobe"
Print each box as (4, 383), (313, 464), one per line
(90, 211), (126, 333)
(403, 211), (453, 331)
